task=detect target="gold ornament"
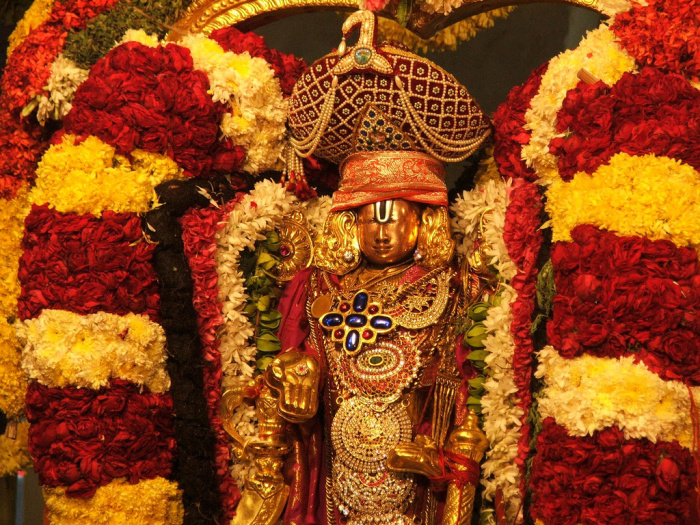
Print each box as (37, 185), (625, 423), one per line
(276, 210), (313, 282)
(314, 210), (361, 275)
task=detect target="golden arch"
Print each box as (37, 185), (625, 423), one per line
(170, 0), (602, 40)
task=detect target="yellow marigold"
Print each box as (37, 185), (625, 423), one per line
(546, 153), (700, 248)
(19, 310), (170, 393)
(377, 8), (513, 53)
(31, 135), (183, 216)
(521, 26), (637, 184)
(536, 346), (700, 448)
(0, 421), (32, 477)
(0, 186), (31, 319)
(7, 0), (55, 58)
(44, 477), (184, 525)
(0, 318), (27, 419)
(474, 144), (502, 185)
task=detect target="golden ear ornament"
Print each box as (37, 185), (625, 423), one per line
(314, 210), (361, 275)
(275, 210), (314, 282)
(416, 206), (455, 270)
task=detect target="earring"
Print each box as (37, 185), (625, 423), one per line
(413, 249), (424, 263)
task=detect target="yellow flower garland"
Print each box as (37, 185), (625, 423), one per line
(376, 8), (514, 53)
(536, 346), (700, 449)
(546, 153), (700, 248)
(44, 477), (184, 525)
(0, 421), (32, 477)
(7, 0), (56, 57)
(19, 310), (170, 393)
(0, 319), (26, 420)
(521, 26), (637, 185)
(0, 186), (31, 318)
(31, 135), (183, 216)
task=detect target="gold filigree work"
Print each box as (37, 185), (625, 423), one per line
(314, 210), (361, 275)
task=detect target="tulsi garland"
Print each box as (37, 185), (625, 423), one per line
(19, 309), (170, 393)
(43, 477), (184, 525)
(145, 177), (239, 525)
(26, 378), (176, 499)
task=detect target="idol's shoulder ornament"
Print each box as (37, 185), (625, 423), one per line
(221, 10), (496, 525)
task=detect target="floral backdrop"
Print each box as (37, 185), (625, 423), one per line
(0, 0), (698, 524)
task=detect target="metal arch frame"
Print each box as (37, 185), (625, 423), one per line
(168, 0), (602, 40)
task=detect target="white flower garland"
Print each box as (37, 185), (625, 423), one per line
(451, 173), (522, 522)
(213, 180), (330, 485)
(536, 346), (700, 449)
(179, 34), (288, 175)
(521, 25), (637, 185)
(18, 309), (170, 393)
(35, 54), (88, 125)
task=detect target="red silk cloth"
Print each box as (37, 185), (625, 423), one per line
(331, 151), (448, 211)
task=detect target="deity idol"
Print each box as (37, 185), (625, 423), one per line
(221, 11), (494, 525)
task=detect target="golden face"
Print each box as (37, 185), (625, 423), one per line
(357, 199), (421, 266)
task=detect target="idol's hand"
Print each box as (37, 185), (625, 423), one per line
(265, 351), (320, 423)
(387, 434), (443, 478)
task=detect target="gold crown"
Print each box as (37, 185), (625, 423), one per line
(286, 10), (491, 175)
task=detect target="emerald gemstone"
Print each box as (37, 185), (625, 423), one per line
(354, 48), (372, 66)
(369, 355), (383, 366)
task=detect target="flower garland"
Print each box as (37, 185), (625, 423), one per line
(492, 63), (547, 182)
(0, 319), (26, 421)
(34, 55), (89, 124)
(612, 0), (700, 82)
(520, 26), (637, 185)
(549, 68), (700, 179)
(181, 202), (241, 522)
(32, 135), (184, 216)
(178, 33), (288, 174)
(6, 0), (55, 58)
(26, 378), (176, 498)
(63, 40), (244, 178)
(43, 477), (184, 525)
(536, 346), (700, 448)
(0, 421), (32, 477)
(529, 418), (696, 524)
(19, 309), (170, 392)
(548, 224), (700, 384)
(546, 153), (700, 248)
(209, 27), (307, 98)
(452, 174), (523, 522)
(503, 180), (544, 483)
(0, 106), (46, 199)
(18, 205), (160, 321)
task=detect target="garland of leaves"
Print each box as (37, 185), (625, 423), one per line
(144, 177), (239, 525)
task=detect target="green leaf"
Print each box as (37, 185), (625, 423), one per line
(467, 396), (482, 406)
(243, 302), (257, 316)
(468, 376), (486, 389)
(467, 303), (490, 322)
(396, 0), (413, 27)
(265, 231), (281, 252)
(257, 295), (272, 312)
(256, 333), (282, 353)
(256, 356), (275, 372)
(466, 350), (489, 361)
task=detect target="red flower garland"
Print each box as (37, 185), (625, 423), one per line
(18, 205), (160, 321)
(612, 0), (700, 82)
(0, 104), (47, 199)
(548, 225), (700, 384)
(529, 418), (696, 525)
(549, 67), (700, 180)
(64, 41), (245, 178)
(209, 27), (307, 97)
(181, 200), (241, 523)
(25, 379), (176, 498)
(493, 63), (548, 182)
(503, 179), (544, 481)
